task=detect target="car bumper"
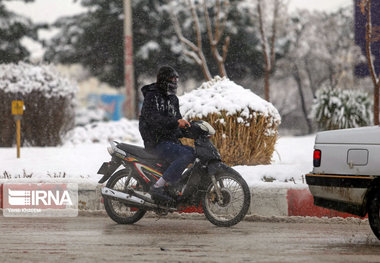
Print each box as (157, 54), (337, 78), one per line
(306, 173), (374, 217)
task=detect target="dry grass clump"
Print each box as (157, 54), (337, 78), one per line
(180, 76), (280, 166)
(181, 109), (279, 166)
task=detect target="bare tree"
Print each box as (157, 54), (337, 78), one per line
(257, 0), (281, 102)
(273, 7), (361, 134)
(360, 0), (380, 125)
(171, 0), (230, 80)
(285, 20), (314, 133)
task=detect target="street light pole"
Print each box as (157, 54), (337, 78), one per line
(123, 0), (136, 119)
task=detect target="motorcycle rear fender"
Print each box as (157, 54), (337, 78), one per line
(97, 157), (121, 184)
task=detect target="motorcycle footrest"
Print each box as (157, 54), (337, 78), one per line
(126, 188), (154, 203)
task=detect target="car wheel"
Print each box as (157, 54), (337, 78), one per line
(368, 189), (380, 240)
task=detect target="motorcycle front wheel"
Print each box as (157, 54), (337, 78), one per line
(202, 169), (250, 227)
(104, 168), (147, 224)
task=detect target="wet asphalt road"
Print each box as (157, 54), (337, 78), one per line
(0, 216), (379, 263)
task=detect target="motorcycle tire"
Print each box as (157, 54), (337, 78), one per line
(104, 168), (147, 224)
(202, 168), (250, 227)
(368, 189), (380, 240)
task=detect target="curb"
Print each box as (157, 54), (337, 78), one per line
(0, 184), (365, 218)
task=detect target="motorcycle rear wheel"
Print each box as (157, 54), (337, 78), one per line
(202, 169), (250, 227)
(104, 168), (147, 224)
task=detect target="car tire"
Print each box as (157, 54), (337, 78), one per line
(368, 189), (380, 240)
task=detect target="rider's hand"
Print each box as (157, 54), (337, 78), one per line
(178, 119), (191, 128)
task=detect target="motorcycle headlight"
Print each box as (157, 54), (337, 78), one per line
(107, 146), (114, 156)
(107, 141), (117, 156)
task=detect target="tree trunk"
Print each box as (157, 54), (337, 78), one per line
(257, 0), (279, 102)
(258, 0), (270, 101)
(375, 83), (379, 125)
(264, 67), (270, 102)
(293, 65), (313, 134)
(363, 0), (380, 125)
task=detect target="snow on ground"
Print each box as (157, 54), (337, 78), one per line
(0, 119), (315, 188)
(234, 135), (314, 188)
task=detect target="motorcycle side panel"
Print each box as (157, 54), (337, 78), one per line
(133, 162), (164, 183)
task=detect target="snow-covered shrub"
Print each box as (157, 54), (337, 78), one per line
(75, 106), (108, 126)
(64, 118), (142, 145)
(0, 63), (77, 146)
(180, 76), (281, 165)
(312, 86), (372, 130)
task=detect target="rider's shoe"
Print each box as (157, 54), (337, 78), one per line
(149, 185), (173, 202)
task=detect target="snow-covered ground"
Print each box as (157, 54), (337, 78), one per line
(0, 119), (315, 188)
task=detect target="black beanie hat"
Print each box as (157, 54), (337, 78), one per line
(156, 66), (179, 83)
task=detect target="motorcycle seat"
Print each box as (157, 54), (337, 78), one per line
(117, 143), (160, 160)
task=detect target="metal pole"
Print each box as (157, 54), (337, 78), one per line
(124, 0), (136, 119)
(16, 118), (21, 158)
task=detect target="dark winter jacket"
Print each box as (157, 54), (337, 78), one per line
(139, 83), (183, 150)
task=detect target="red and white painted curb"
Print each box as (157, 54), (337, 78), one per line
(0, 184), (366, 218)
(287, 189), (365, 218)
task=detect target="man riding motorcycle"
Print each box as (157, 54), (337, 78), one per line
(139, 65), (194, 202)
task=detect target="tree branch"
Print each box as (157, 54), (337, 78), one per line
(189, 0), (203, 53)
(269, 0), (280, 69)
(171, 13), (199, 52)
(170, 1), (212, 80)
(202, 0), (228, 77)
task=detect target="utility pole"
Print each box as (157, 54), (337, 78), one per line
(123, 0), (136, 119)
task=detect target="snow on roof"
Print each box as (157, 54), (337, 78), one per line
(0, 62), (77, 98)
(179, 76), (281, 125)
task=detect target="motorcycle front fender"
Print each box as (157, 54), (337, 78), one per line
(207, 161), (237, 177)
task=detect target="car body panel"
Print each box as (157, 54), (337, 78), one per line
(307, 126), (380, 216)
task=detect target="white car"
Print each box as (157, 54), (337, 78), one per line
(306, 126), (380, 240)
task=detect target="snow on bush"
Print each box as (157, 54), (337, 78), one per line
(312, 85), (372, 130)
(64, 118), (142, 145)
(0, 62), (77, 146)
(75, 106), (108, 126)
(0, 62), (77, 98)
(180, 77), (281, 128)
(179, 76), (281, 165)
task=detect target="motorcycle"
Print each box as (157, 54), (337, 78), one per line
(97, 120), (251, 227)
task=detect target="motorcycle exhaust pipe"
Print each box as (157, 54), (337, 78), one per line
(101, 187), (176, 211)
(102, 187), (146, 205)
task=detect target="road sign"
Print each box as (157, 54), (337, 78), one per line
(12, 100), (24, 115)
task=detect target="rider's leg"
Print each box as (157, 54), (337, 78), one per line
(161, 147), (194, 183)
(154, 141), (194, 183)
(150, 141), (195, 200)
